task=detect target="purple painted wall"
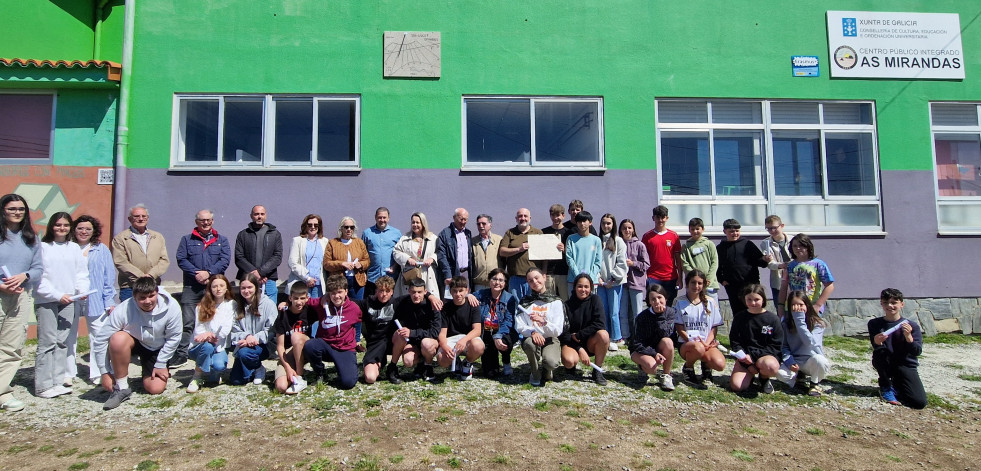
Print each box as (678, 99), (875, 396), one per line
(125, 168), (978, 299)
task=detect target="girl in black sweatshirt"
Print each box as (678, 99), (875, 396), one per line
(728, 284), (784, 394)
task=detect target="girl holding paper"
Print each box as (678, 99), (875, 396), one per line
(728, 284), (784, 394)
(66, 215), (117, 386)
(34, 212), (90, 398)
(674, 269), (724, 390)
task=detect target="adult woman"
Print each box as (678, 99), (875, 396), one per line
(0, 194), (43, 411)
(597, 213), (627, 349)
(474, 268), (517, 377)
(34, 212), (89, 398)
(187, 274), (236, 392)
(67, 215), (117, 386)
(229, 274), (277, 385)
(560, 273), (611, 385)
(287, 214), (329, 299)
(619, 219), (649, 349)
(323, 216), (370, 301)
(392, 212), (439, 296)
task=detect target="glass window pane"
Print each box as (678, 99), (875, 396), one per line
(182, 100), (218, 162)
(771, 102), (820, 124)
(935, 133), (981, 197)
(714, 131), (762, 196)
(827, 204), (880, 226)
(657, 101), (708, 123)
(317, 100), (355, 162)
(773, 131), (822, 196)
(223, 99), (262, 162)
(826, 132), (876, 196)
(823, 103), (873, 125)
(466, 99), (530, 163)
(0, 94), (52, 160)
(534, 101), (600, 162)
(274, 99), (313, 162)
(932, 103), (979, 127)
(938, 203), (981, 228)
(711, 102), (762, 124)
(774, 203), (825, 226)
(660, 131), (710, 196)
(714, 203), (767, 227)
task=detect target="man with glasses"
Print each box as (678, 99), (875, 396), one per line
(436, 208), (474, 296)
(112, 204), (170, 302)
(174, 209), (231, 367)
(469, 214), (502, 292)
(235, 205), (283, 304)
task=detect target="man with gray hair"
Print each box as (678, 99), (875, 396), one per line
(436, 208), (474, 295)
(173, 209), (231, 367)
(470, 214), (502, 292)
(112, 204), (169, 302)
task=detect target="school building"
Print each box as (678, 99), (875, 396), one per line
(2, 1), (980, 335)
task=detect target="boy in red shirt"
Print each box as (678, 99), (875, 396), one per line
(641, 206), (682, 306)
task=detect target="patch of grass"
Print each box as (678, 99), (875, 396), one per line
(185, 395), (207, 408)
(354, 455), (382, 471)
(824, 335), (872, 355)
(805, 427), (824, 435)
(635, 458), (654, 468)
(362, 398), (381, 408)
(588, 443), (599, 450)
(731, 449), (754, 462)
(67, 462), (89, 471)
(188, 433), (203, 441)
(927, 393), (959, 411)
(137, 396), (176, 409)
(944, 363), (966, 370)
(430, 444), (452, 455)
(434, 415), (449, 423)
(560, 466), (573, 471)
(530, 421), (545, 429)
(558, 443), (576, 453)
(885, 454), (902, 463)
(103, 432), (117, 441)
(38, 445), (54, 453)
(206, 458), (228, 469)
(142, 432), (160, 439)
(924, 333), (981, 345)
(537, 432), (549, 440)
(959, 373), (981, 381)
(447, 457), (461, 468)
(577, 420), (594, 429)
(77, 449), (102, 458)
(365, 410), (381, 418)
(309, 458), (336, 471)
(602, 355), (634, 369)
(891, 429), (910, 439)
(742, 426), (766, 436)
(56, 447), (79, 457)
(564, 409), (581, 418)
(417, 389), (437, 399)
(836, 426), (858, 437)
(281, 426), (303, 437)
(492, 454), (511, 464)
(533, 401), (550, 411)
(135, 460), (160, 471)
(389, 455), (404, 464)
(319, 439), (337, 448)
(652, 429), (669, 438)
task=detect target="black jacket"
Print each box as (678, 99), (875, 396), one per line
(235, 222), (284, 280)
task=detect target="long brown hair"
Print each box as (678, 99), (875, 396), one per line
(236, 273), (263, 319)
(685, 269), (711, 314)
(785, 290), (824, 333)
(198, 274), (233, 322)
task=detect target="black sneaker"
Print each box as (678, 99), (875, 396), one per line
(759, 378), (774, 394)
(565, 367), (579, 377)
(683, 367), (706, 390)
(103, 387), (132, 410)
(423, 364), (436, 381)
(412, 363), (426, 380)
(591, 368), (608, 386)
(700, 365), (713, 383)
(168, 355), (188, 369)
(386, 363), (402, 384)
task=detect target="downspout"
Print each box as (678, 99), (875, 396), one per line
(113, 0), (134, 233)
(93, 0), (110, 59)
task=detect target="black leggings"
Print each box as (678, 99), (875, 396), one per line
(872, 349), (927, 409)
(481, 330), (514, 371)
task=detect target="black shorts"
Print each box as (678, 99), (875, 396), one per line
(562, 335), (595, 356)
(132, 341), (162, 378)
(362, 339), (393, 366)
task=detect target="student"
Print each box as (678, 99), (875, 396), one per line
(679, 217), (719, 304)
(517, 268), (564, 386)
(272, 282), (318, 394)
(436, 276), (484, 380)
(541, 204), (570, 300)
(597, 214), (627, 348)
(777, 290), (831, 397)
(716, 219), (767, 315)
(565, 211), (602, 295)
(229, 274), (277, 386)
(357, 276), (398, 384)
(186, 274), (236, 393)
(619, 219), (650, 350)
(675, 269), (725, 389)
(868, 288), (927, 409)
(759, 215), (793, 305)
(560, 274), (610, 385)
(781, 234), (835, 315)
(389, 278), (442, 381)
(90, 276), (182, 410)
(728, 284), (783, 394)
(475, 268), (517, 377)
(629, 284), (676, 391)
(301, 274), (363, 390)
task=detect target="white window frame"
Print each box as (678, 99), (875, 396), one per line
(171, 94), (360, 170)
(656, 99), (882, 234)
(930, 102), (981, 235)
(461, 95), (605, 171)
(0, 90), (56, 164)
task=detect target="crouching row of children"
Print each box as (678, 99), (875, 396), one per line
(628, 268), (926, 408)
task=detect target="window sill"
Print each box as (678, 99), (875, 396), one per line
(460, 165), (606, 173)
(168, 165), (360, 173)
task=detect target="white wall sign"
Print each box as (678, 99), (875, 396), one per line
(827, 11), (964, 79)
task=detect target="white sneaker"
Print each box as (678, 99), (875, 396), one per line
(253, 365), (266, 385)
(459, 362), (474, 381)
(187, 378), (200, 393)
(502, 364), (513, 376)
(660, 373), (675, 391)
(55, 384), (73, 396)
(291, 376), (308, 394)
(38, 387), (62, 399)
(608, 342), (619, 352)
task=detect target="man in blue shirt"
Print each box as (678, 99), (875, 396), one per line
(361, 207), (401, 297)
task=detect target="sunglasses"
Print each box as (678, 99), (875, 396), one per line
(342, 225), (355, 230)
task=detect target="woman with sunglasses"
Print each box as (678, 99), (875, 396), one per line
(287, 214), (329, 299)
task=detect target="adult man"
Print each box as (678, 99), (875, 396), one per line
(641, 205), (683, 306)
(112, 204), (169, 301)
(91, 276), (182, 410)
(361, 207), (401, 296)
(499, 208), (543, 300)
(174, 209), (231, 367)
(470, 214), (502, 292)
(436, 208), (474, 296)
(235, 205), (283, 303)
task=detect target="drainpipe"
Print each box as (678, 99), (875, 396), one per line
(93, 0), (110, 60)
(113, 0), (134, 233)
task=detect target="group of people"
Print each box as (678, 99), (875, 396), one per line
(0, 194), (927, 412)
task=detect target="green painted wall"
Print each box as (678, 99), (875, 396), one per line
(52, 90), (118, 167)
(1, 0), (96, 60)
(125, 1), (981, 171)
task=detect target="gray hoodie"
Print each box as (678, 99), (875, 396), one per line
(91, 289), (182, 374)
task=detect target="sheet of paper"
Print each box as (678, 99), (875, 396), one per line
(1, 266), (11, 279)
(731, 349), (747, 360)
(882, 321), (909, 336)
(589, 363), (604, 373)
(527, 234), (562, 260)
(69, 289), (98, 301)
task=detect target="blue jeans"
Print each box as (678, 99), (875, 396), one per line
(309, 285), (322, 299)
(189, 342), (228, 381)
(508, 275), (530, 301)
(229, 344), (269, 385)
(347, 276), (365, 343)
(620, 288), (645, 339)
(119, 288), (133, 302)
(598, 284), (623, 341)
(262, 279), (278, 305)
(302, 339), (359, 390)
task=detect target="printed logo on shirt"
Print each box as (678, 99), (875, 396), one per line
(666, 240), (672, 247)
(761, 325), (774, 335)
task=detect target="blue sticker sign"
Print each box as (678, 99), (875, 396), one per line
(791, 56), (820, 77)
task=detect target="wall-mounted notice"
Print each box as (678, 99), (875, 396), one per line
(827, 11), (964, 79)
(792, 56), (820, 77)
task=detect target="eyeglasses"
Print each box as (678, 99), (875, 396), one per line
(765, 226), (780, 231)
(75, 227), (94, 232)
(4, 206), (27, 213)
(307, 224), (319, 228)
(342, 225), (355, 230)
(490, 278), (506, 283)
